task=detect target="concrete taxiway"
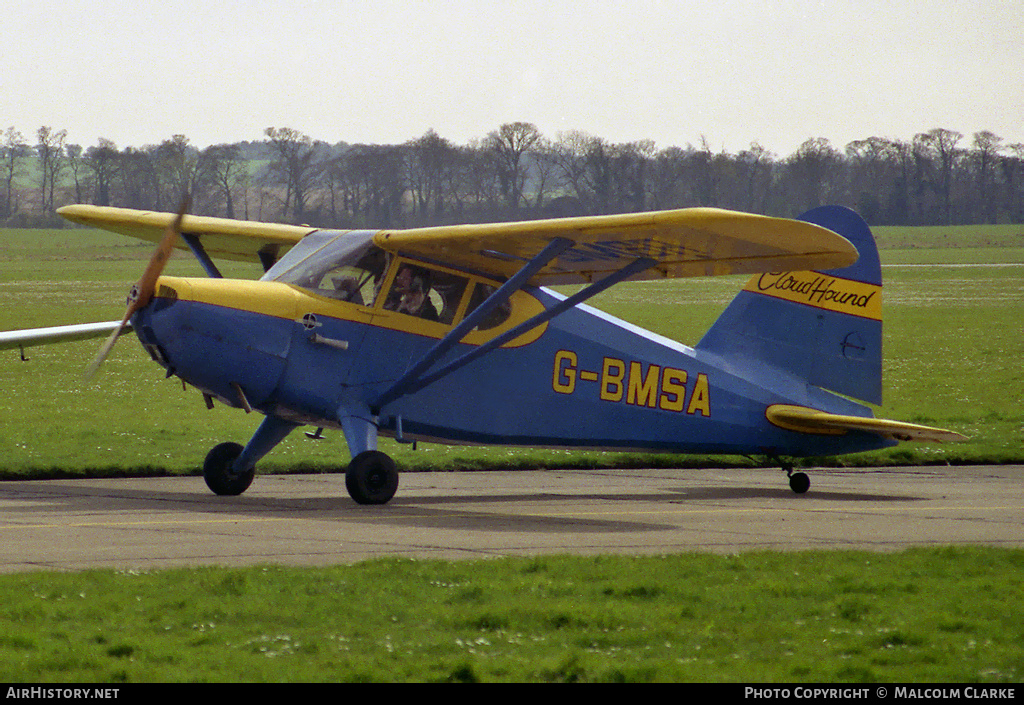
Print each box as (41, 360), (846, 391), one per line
(0, 465), (1021, 572)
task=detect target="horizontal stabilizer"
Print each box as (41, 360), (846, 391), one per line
(766, 405), (968, 443)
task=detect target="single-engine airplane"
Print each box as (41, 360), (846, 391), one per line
(1, 202), (965, 503)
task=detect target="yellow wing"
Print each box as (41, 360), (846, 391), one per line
(375, 208), (859, 285)
(59, 205), (857, 286)
(57, 205), (316, 264)
(766, 405), (968, 443)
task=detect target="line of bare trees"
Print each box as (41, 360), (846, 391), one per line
(3, 123), (1022, 228)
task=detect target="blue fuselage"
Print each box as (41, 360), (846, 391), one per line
(134, 274), (893, 460)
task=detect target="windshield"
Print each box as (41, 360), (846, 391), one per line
(261, 230), (388, 304)
(260, 230), (515, 330)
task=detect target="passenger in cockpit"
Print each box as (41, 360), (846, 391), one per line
(331, 276), (364, 304)
(327, 248), (388, 305)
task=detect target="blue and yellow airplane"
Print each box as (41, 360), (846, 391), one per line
(1, 203), (964, 504)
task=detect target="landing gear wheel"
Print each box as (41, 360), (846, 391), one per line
(788, 471), (811, 494)
(203, 442), (255, 496)
(346, 450), (398, 505)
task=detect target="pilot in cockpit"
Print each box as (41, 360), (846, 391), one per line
(384, 264), (439, 321)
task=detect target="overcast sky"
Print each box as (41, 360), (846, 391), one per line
(5, 0), (1022, 156)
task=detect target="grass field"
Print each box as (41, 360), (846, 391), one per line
(0, 221), (1022, 682)
(0, 549), (1021, 682)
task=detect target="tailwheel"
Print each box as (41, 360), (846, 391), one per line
(203, 442), (256, 496)
(346, 450), (398, 505)
(786, 465), (811, 494)
(774, 457), (811, 495)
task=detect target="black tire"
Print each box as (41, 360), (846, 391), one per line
(345, 450), (398, 505)
(789, 471), (811, 494)
(203, 442), (255, 496)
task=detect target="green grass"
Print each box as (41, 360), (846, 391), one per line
(0, 548), (1020, 682)
(872, 223), (1024, 264)
(872, 223), (1024, 251)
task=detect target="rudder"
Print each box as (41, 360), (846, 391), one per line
(696, 206), (883, 404)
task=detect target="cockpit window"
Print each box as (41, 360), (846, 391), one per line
(380, 261), (468, 324)
(262, 231), (517, 332)
(261, 230), (388, 304)
(464, 283), (511, 330)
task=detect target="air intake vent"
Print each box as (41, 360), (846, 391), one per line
(156, 285), (178, 300)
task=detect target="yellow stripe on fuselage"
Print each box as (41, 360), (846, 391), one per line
(742, 271), (881, 320)
(155, 276), (548, 348)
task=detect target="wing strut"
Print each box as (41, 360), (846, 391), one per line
(182, 234), (224, 278)
(371, 237), (573, 411)
(371, 253), (656, 413)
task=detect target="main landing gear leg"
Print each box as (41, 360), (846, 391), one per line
(204, 415), (300, 496)
(339, 405), (398, 505)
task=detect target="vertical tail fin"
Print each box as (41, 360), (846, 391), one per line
(696, 206), (883, 404)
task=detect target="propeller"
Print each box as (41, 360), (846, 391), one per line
(84, 197), (190, 380)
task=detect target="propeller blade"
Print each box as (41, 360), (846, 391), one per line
(128, 197), (190, 316)
(83, 310), (133, 380)
(84, 197), (190, 380)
